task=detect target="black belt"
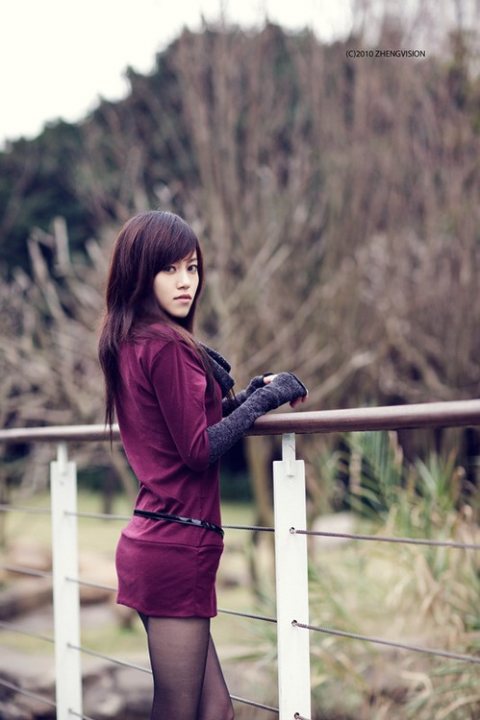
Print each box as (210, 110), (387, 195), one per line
(134, 509), (224, 538)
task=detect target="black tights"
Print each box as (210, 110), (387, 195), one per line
(139, 614), (235, 720)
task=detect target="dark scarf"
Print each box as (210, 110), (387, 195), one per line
(201, 344), (235, 398)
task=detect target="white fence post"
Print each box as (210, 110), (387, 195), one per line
(51, 443), (82, 719)
(273, 433), (311, 720)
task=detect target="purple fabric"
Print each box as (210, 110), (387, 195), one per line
(114, 325), (224, 617)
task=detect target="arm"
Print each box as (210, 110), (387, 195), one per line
(208, 372), (308, 464)
(222, 375), (267, 416)
(149, 340), (307, 471)
(149, 340), (212, 472)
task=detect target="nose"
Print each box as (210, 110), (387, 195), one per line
(176, 268), (190, 288)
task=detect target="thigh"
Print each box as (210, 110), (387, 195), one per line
(146, 616), (211, 720)
(198, 635), (235, 720)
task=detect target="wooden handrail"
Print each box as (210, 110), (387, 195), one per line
(0, 399), (479, 443)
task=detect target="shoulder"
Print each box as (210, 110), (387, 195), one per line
(134, 322), (182, 345)
(124, 324), (203, 376)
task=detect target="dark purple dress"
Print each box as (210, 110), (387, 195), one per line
(114, 325), (224, 618)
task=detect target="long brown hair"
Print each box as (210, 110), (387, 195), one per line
(98, 210), (209, 429)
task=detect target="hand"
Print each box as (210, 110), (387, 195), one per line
(263, 374), (308, 407)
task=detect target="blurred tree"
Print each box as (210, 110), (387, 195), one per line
(0, 219), (136, 510)
(0, 13), (479, 541)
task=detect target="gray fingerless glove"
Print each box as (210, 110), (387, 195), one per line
(208, 372), (307, 464)
(222, 374), (268, 416)
(259, 372), (308, 407)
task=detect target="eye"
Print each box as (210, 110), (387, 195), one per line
(188, 263), (198, 273)
(163, 265), (176, 273)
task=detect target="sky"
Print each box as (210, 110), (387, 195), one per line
(0, 0), (353, 147)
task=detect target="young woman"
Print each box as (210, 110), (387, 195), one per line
(98, 210), (307, 720)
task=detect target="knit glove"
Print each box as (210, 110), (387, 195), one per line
(222, 374), (270, 416)
(208, 372), (307, 464)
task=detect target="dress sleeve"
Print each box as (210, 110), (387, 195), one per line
(149, 340), (211, 472)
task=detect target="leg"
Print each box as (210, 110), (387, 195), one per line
(141, 614), (210, 720)
(198, 634), (235, 720)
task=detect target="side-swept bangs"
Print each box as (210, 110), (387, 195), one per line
(149, 212), (201, 275)
(109, 211), (204, 313)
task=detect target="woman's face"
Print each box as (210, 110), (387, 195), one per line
(153, 251), (199, 319)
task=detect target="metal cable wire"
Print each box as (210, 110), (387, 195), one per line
(65, 510), (130, 521)
(0, 563), (52, 579)
(68, 644), (280, 715)
(66, 511), (274, 534)
(0, 630), (278, 717)
(0, 503), (51, 515)
(292, 621), (480, 665)
(291, 528), (480, 551)
(0, 619), (54, 644)
(68, 709), (97, 720)
(66, 576), (116, 593)
(0, 677), (56, 709)
(68, 643), (152, 675)
(222, 524), (275, 533)
(294, 714), (311, 720)
(230, 694), (279, 714)
(218, 608), (277, 624)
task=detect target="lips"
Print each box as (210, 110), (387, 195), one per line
(174, 295), (192, 300)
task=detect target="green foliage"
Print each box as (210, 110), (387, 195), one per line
(0, 121), (94, 272)
(319, 434), (480, 717)
(244, 435), (480, 719)
(345, 432), (473, 536)
(347, 430), (404, 516)
(415, 452), (462, 519)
